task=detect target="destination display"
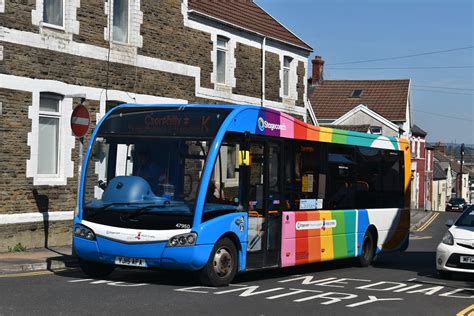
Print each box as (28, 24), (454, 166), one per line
(98, 107), (231, 138)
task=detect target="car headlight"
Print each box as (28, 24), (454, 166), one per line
(447, 203), (452, 206)
(74, 224), (96, 241)
(167, 232), (197, 247)
(442, 231), (454, 245)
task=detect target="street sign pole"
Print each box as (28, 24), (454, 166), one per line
(76, 137), (84, 215)
(70, 103), (90, 216)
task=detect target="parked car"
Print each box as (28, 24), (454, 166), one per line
(445, 197), (466, 212)
(436, 205), (474, 278)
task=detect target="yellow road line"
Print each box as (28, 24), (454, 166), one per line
(457, 304), (474, 316)
(416, 212), (439, 232)
(0, 270), (53, 278)
(410, 236), (432, 240)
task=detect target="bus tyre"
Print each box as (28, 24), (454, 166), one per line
(199, 238), (237, 287)
(79, 259), (115, 278)
(358, 231), (375, 267)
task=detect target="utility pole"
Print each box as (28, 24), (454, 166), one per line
(459, 143), (465, 198)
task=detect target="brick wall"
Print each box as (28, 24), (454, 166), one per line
(74, 0), (108, 47)
(138, 0), (214, 89)
(3, 43), (199, 102)
(234, 43), (262, 99)
(0, 0), (38, 33)
(296, 61), (305, 107)
(265, 51), (281, 103)
(0, 89), (32, 214)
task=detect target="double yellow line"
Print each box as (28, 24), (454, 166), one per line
(416, 212), (439, 232)
(457, 304), (474, 316)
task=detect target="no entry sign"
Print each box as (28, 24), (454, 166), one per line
(70, 104), (90, 138)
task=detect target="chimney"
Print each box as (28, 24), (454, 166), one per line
(311, 55), (325, 85)
(434, 142), (445, 153)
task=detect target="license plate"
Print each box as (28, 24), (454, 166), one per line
(460, 256), (474, 264)
(115, 256), (147, 267)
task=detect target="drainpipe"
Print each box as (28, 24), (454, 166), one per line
(261, 36), (266, 107)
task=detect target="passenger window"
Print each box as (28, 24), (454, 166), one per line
(326, 145), (355, 209)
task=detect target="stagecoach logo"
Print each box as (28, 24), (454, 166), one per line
(257, 117), (287, 132)
(135, 232), (142, 240)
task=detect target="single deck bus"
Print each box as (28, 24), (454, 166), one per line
(74, 104), (411, 286)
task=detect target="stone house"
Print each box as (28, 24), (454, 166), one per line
(308, 57), (412, 139)
(0, 0), (313, 251)
(434, 149), (454, 208)
(409, 125), (433, 210)
(432, 162), (447, 212)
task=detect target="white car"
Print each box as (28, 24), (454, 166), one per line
(436, 205), (474, 277)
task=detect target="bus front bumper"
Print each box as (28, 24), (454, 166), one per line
(74, 236), (213, 271)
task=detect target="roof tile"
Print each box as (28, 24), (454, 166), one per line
(309, 80), (410, 121)
(188, 0), (312, 51)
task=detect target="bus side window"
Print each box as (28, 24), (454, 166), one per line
(326, 144), (356, 210)
(290, 141), (323, 210)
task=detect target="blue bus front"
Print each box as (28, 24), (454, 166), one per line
(73, 105), (247, 279)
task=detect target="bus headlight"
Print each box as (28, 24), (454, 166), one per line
(74, 224), (96, 241)
(167, 233), (197, 247)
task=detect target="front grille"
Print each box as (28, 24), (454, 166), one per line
(457, 242), (474, 250)
(446, 253), (474, 270)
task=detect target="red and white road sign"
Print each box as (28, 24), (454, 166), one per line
(70, 104), (90, 138)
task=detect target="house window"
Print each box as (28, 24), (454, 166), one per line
(351, 89), (363, 98)
(370, 126), (382, 135)
(216, 36), (228, 84)
(113, 0), (129, 43)
(283, 56), (293, 96)
(43, 0), (64, 27)
(38, 93), (62, 175)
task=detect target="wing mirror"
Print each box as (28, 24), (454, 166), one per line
(445, 219), (454, 228)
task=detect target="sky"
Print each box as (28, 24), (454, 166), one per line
(256, 0), (474, 145)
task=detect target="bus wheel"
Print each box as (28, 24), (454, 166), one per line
(79, 259), (115, 278)
(358, 231), (375, 267)
(199, 238), (237, 287)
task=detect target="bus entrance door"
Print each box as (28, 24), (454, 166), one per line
(246, 141), (282, 270)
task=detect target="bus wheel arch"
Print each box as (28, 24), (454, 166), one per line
(198, 236), (239, 287)
(358, 225), (378, 267)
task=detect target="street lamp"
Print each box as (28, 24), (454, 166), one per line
(459, 144), (465, 198)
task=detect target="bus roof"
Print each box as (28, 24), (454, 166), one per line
(107, 103), (409, 151)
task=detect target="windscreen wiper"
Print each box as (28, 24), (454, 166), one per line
(120, 201), (171, 221)
(86, 202), (131, 217)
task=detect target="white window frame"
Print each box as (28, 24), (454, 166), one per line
(211, 34), (236, 89)
(111, 0), (131, 44)
(42, 0), (65, 30)
(32, 0), (80, 37)
(280, 55), (297, 103)
(216, 36), (228, 85)
(27, 92), (75, 186)
(37, 93), (62, 177)
(104, 0), (143, 48)
(283, 56), (292, 97)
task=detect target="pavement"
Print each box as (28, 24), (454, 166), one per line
(0, 210), (435, 275)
